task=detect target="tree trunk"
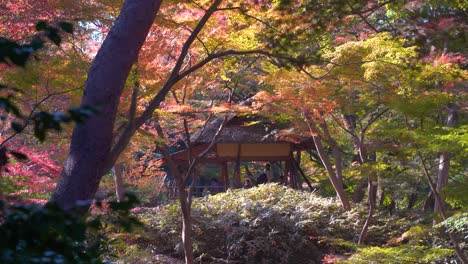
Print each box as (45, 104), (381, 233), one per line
(113, 163), (125, 202)
(434, 104), (457, 217)
(305, 117), (350, 210)
(419, 153), (467, 263)
(358, 177), (376, 244)
(376, 175), (384, 206)
(50, 0), (162, 209)
(179, 187), (195, 264)
(312, 134), (351, 210)
(353, 178), (367, 203)
(321, 122), (344, 189)
(423, 191), (435, 212)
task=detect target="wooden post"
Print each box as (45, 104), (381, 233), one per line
(289, 149), (296, 189)
(296, 151), (303, 190)
(234, 144), (242, 188)
(221, 162), (229, 191)
(283, 160), (289, 186)
(290, 159), (297, 189)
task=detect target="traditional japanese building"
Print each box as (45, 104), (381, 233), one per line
(169, 115), (314, 193)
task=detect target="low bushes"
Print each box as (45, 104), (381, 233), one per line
(135, 184), (458, 263)
(138, 184), (361, 263)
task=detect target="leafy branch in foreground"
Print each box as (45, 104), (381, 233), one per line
(0, 20), (96, 169)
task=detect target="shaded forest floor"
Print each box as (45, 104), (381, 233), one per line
(107, 184), (463, 263)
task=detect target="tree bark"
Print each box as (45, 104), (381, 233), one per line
(376, 175), (384, 206)
(50, 0), (162, 209)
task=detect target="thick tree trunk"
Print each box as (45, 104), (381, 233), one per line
(113, 163), (125, 202)
(50, 0), (162, 209)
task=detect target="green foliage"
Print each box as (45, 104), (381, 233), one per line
(444, 174), (468, 210)
(343, 245), (454, 264)
(0, 193), (141, 264)
(435, 212), (468, 239)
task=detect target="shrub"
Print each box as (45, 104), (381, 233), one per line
(0, 193), (141, 263)
(138, 184), (364, 263)
(134, 184), (458, 263)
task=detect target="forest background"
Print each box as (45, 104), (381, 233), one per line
(0, 0), (466, 263)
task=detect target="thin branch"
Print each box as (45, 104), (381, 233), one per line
(0, 87), (82, 148)
(355, 0), (396, 15)
(362, 108), (389, 134)
(182, 114), (227, 186)
(134, 0), (223, 128)
(330, 114), (359, 141)
(345, 0), (379, 33)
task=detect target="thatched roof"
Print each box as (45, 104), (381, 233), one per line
(191, 115), (290, 144)
(169, 115), (314, 162)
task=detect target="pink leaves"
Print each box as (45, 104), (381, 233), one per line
(3, 144), (61, 196)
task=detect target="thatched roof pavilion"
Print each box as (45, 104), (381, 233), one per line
(170, 115), (313, 190)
